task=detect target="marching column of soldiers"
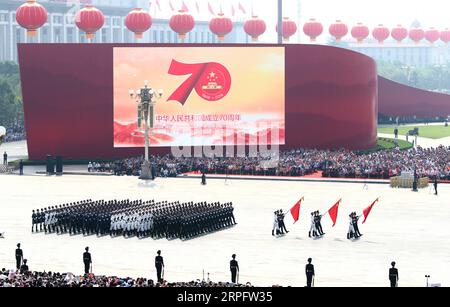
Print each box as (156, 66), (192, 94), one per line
(31, 199), (236, 241)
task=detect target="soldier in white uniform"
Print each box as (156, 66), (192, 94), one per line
(309, 212), (317, 238)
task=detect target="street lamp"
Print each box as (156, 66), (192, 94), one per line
(129, 81), (163, 180)
(425, 275), (430, 287)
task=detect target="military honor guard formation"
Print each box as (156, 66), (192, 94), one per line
(31, 199), (236, 241)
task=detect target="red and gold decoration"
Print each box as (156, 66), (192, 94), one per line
(125, 8), (152, 40)
(391, 25), (408, 43)
(409, 27), (425, 44)
(303, 18), (323, 42)
(440, 28), (450, 45)
(425, 27), (440, 45)
(275, 17), (297, 42)
(209, 13), (233, 41)
(75, 5), (105, 40)
(169, 10), (195, 41)
(329, 20), (348, 42)
(372, 24), (390, 44)
(244, 16), (266, 42)
(351, 22), (369, 43)
(15, 0), (48, 37)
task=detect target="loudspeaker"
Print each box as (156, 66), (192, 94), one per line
(46, 155), (55, 175)
(56, 156), (63, 175)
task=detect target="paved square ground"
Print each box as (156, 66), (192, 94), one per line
(0, 174), (448, 287)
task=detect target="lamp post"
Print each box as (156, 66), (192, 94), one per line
(129, 81), (163, 180)
(425, 275), (430, 287)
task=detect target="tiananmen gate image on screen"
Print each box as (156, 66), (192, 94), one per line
(113, 47), (285, 147)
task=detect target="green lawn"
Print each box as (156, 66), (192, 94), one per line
(378, 125), (450, 139)
(377, 137), (412, 150)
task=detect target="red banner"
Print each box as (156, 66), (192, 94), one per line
(328, 199), (341, 227)
(362, 198), (379, 224)
(290, 197), (304, 224)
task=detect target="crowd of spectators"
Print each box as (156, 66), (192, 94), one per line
(1, 123), (26, 143)
(0, 269), (254, 288)
(98, 146), (450, 181)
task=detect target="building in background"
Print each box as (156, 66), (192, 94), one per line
(0, 0), (247, 62)
(347, 40), (449, 67)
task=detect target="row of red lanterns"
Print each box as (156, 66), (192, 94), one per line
(306, 19), (450, 45)
(15, 1), (450, 45)
(14, 1), (297, 42)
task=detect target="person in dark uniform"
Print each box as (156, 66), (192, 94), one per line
(434, 177), (438, 195)
(83, 247), (92, 274)
(305, 258), (315, 287)
(19, 160), (24, 175)
(389, 261), (399, 287)
(412, 169), (418, 192)
(3, 151), (7, 165)
(394, 127), (399, 139)
(31, 210), (37, 232)
(201, 173), (206, 185)
(15, 243), (23, 270)
(20, 259), (29, 274)
(230, 254), (239, 284)
(155, 250), (164, 283)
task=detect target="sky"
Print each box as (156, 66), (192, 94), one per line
(151, 0), (450, 42)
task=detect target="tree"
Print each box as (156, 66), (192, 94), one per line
(0, 62), (23, 127)
(377, 60), (450, 93)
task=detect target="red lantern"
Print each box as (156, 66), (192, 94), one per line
(425, 27), (440, 45)
(15, 0), (48, 37)
(372, 24), (390, 44)
(169, 10), (195, 41)
(125, 8), (152, 40)
(440, 28), (450, 45)
(329, 20), (348, 42)
(275, 17), (297, 42)
(391, 25), (408, 43)
(351, 22), (369, 43)
(409, 27), (424, 44)
(75, 5), (104, 40)
(303, 18), (323, 42)
(244, 16), (266, 42)
(209, 13), (233, 41)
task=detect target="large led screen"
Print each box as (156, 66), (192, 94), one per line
(113, 47), (285, 147)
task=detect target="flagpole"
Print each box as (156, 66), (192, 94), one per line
(277, 0), (283, 44)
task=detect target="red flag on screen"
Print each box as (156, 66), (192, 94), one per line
(208, 2), (215, 15)
(182, 1), (189, 12)
(238, 2), (246, 14)
(362, 198), (379, 224)
(169, 0), (174, 11)
(290, 197), (304, 224)
(328, 199), (341, 227)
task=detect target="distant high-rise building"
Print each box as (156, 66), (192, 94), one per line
(0, 0), (247, 62)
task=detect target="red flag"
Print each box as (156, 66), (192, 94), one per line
(290, 197), (304, 224)
(327, 199), (341, 227)
(182, 1), (189, 12)
(195, 1), (200, 13)
(169, 0), (174, 11)
(208, 2), (215, 15)
(238, 2), (246, 14)
(231, 4), (235, 17)
(362, 198), (379, 224)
